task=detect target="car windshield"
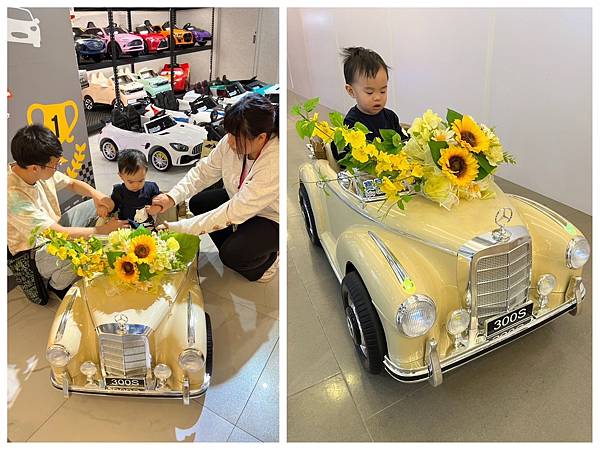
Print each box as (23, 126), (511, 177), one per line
(146, 115), (177, 133)
(104, 27), (128, 35)
(87, 28), (104, 36)
(140, 70), (157, 79)
(117, 75), (134, 84)
(136, 26), (149, 34)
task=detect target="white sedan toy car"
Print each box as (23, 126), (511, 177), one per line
(99, 112), (207, 171)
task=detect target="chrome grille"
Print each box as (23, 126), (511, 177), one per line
(98, 325), (151, 378)
(475, 241), (531, 320)
(192, 143), (202, 155)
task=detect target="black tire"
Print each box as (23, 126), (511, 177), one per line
(99, 139), (118, 161)
(83, 95), (94, 111)
(341, 271), (387, 374)
(299, 182), (321, 247)
(198, 40), (207, 47)
(149, 147), (172, 172)
(205, 312), (213, 376)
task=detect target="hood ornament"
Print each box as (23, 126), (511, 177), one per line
(492, 208), (513, 242)
(115, 313), (129, 335)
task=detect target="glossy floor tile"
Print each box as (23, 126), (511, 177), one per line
(286, 90), (592, 442)
(8, 233), (279, 442)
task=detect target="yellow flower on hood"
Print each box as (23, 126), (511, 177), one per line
(452, 115), (490, 154)
(422, 109), (442, 130)
(379, 177), (401, 202)
(375, 152), (394, 174)
(423, 172), (453, 203)
(351, 145), (369, 163)
(166, 237), (180, 252)
(312, 121), (335, 143)
(343, 129), (367, 149)
(439, 146), (479, 187)
(411, 164), (424, 178)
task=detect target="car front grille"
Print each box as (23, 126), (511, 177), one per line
(158, 39), (168, 49)
(183, 33), (192, 42)
(192, 143), (202, 155)
(98, 328), (150, 378)
(129, 39), (143, 47)
(474, 241), (532, 320)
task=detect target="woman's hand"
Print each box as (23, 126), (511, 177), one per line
(146, 204), (163, 216)
(94, 195), (114, 217)
(95, 217), (129, 235)
(155, 222), (169, 231)
(152, 194), (175, 213)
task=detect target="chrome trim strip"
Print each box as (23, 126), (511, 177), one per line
(55, 295), (76, 342)
(321, 242), (342, 282)
(508, 194), (572, 229)
(187, 293), (195, 346)
(383, 296), (576, 382)
(368, 231), (410, 285)
(327, 178), (458, 256)
(50, 372), (211, 399)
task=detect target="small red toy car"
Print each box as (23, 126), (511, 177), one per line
(160, 63), (190, 93)
(133, 24), (168, 53)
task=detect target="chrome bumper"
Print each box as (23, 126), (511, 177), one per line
(384, 279), (584, 385)
(50, 372), (210, 401)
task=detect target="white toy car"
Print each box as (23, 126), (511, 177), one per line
(82, 72), (148, 111)
(98, 111), (207, 172)
(148, 94), (225, 125)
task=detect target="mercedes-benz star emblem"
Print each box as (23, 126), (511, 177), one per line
(495, 207), (513, 228)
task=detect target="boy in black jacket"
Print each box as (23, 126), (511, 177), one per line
(332, 47), (408, 161)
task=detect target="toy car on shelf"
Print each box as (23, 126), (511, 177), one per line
(72, 27), (106, 63)
(84, 22), (144, 58)
(129, 67), (172, 98)
(209, 81), (250, 106)
(133, 24), (169, 53)
(145, 20), (193, 47)
(182, 23), (212, 46)
(99, 108), (208, 171)
(46, 255), (212, 405)
(81, 71), (148, 111)
(298, 142), (589, 387)
(147, 92), (226, 127)
(160, 63), (190, 93)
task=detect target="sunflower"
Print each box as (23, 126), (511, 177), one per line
(128, 235), (157, 264)
(114, 255), (139, 283)
(439, 146), (479, 187)
(452, 115), (489, 154)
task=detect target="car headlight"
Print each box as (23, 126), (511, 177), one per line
(178, 348), (205, 372)
(46, 344), (71, 367)
(566, 236), (590, 269)
(537, 274), (557, 296)
(395, 294), (437, 338)
(170, 143), (189, 152)
(446, 309), (470, 336)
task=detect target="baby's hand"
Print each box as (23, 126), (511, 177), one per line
(146, 204), (163, 216)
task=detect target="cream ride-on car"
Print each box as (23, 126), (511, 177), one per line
(46, 257), (212, 405)
(99, 109), (208, 171)
(81, 71), (148, 110)
(298, 141), (589, 386)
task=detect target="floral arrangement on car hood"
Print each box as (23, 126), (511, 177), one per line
(41, 227), (200, 289)
(292, 98), (516, 210)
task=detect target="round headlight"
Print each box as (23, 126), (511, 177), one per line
(153, 363), (172, 380)
(178, 348), (205, 372)
(566, 237), (590, 269)
(46, 344), (71, 367)
(80, 361), (97, 377)
(537, 273), (557, 296)
(395, 295), (437, 338)
(446, 309), (470, 335)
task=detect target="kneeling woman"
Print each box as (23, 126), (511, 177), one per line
(153, 93), (279, 282)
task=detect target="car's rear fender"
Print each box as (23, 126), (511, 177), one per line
(298, 161), (330, 238)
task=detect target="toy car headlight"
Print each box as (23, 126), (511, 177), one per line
(46, 344), (71, 367)
(178, 348), (205, 372)
(446, 309), (470, 336)
(537, 274), (557, 296)
(566, 237), (590, 269)
(395, 295), (437, 338)
(170, 143), (189, 152)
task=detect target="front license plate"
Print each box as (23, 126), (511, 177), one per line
(105, 377), (146, 390)
(485, 302), (534, 338)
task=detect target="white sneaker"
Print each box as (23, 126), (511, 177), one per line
(256, 253), (279, 283)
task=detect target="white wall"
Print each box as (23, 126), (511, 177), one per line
(288, 8), (592, 214)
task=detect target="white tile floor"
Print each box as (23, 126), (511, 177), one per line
(286, 91), (592, 442)
(7, 133), (279, 442)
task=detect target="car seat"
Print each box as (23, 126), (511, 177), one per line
(111, 107), (130, 130)
(125, 105), (142, 132)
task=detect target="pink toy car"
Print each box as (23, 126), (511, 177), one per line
(84, 23), (144, 58)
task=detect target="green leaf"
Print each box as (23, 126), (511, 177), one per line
(379, 129), (396, 142)
(333, 128), (346, 151)
(106, 251), (123, 268)
(337, 152), (355, 168)
(353, 121), (370, 135)
(290, 104), (301, 116)
(138, 263), (153, 281)
(172, 233), (200, 265)
(397, 199), (405, 210)
(303, 97), (320, 113)
(446, 108), (463, 126)
(305, 121), (316, 137)
(473, 152), (495, 180)
(295, 120), (308, 140)
(428, 140), (448, 167)
(329, 111), (344, 128)
(130, 225), (151, 238)
(392, 133), (402, 148)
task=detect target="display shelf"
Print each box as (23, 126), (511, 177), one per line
(78, 44), (213, 71)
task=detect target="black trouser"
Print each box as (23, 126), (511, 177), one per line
(189, 188), (279, 281)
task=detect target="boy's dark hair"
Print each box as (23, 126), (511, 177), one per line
(224, 93), (279, 156)
(11, 124), (63, 168)
(342, 47), (390, 84)
(117, 149), (148, 175)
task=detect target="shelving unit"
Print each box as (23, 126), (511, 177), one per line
(74, 7), (215, 133)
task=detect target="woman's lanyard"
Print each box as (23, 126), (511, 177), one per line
(238, 144), (265, 188)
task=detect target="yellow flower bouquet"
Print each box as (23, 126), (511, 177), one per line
(292, 98), (516, 210)
(41, 226), (200, 289)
